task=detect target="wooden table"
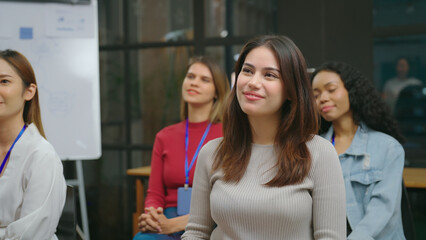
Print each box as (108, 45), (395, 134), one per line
(403, 168), (426, 189)
(127, 166), (151, 236)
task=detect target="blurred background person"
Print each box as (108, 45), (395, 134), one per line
(133, 56), (229, 240)
(312, 61), (406, 240)
(382, 57), (422, 113)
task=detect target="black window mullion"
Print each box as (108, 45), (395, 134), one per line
(193, 0), (205, 55)
(99, 40), (195, 51)
(123, 0), (132, 235)
(225, 0), (235, 78)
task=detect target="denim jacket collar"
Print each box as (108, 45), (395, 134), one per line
(323, 122), (369, 157)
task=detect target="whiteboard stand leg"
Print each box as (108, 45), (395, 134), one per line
(76, 160), (91, 240)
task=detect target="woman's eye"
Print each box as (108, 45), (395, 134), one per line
(328, 88), (336, 93)
(265, 73), (278, 79)
(242, 67), (252, 74)
(202, 78), (210, 83)
(186, 74), (195, 79)
(0, 79), (10, 84)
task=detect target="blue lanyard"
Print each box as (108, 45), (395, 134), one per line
(1, 124), (27, 175)
(331, 132), (335, 146)
(185, 119), (211, 188)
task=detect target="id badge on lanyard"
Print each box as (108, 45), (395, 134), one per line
(177, 120), (211, 216)
(177, 186), (192, 216)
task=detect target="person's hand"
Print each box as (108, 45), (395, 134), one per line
(137, 207), (161, 233)
(138, 207), (185, 234)
(155, 207), (178, 235)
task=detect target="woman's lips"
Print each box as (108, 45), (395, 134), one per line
(321, 105), (334, 113)
(243, 92), (264, 101)
(187, 89), (199, 95)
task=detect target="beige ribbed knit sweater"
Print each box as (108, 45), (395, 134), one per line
(182, 136), (346, 240)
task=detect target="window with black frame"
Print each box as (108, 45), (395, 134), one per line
(373, 1), (426, 239)
(373, 0), (426, 167)
(95, 0), (277, 239)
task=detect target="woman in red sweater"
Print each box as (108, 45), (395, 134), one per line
(133, 56), (230, 240)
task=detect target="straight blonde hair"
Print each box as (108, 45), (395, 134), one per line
(180, 56), (230, 123)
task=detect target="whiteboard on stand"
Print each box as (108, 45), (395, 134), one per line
(0, 0), (101, 160)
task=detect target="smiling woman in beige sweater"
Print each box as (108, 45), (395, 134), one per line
(181, 35), (346, 240)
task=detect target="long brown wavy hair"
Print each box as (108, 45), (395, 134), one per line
(0, 49), (46, 138)
(213, 35), (319, 186)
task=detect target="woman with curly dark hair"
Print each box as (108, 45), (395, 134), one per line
(311, 61), (405, 240)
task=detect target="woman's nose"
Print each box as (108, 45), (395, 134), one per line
(247, 74), (261, 89)
(319, 93), (329, 103)
(190, 78), (199, 87)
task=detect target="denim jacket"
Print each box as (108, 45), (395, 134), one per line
(322, 123), (405, 240)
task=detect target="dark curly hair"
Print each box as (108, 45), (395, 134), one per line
(311, 61), (404, 143)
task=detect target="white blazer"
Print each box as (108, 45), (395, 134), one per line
(0, 123), (66, 240)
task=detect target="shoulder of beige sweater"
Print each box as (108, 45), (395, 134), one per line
(306, 135), (338, 162)
(198, 137), (222, 165)
(202, 137), (223, 153)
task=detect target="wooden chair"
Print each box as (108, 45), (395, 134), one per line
(127, 166), (151, 236)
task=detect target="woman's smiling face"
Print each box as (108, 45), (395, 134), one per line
(181, 62), (216, 108)
(236, 46), (287, 119)
(0, 59), (35, 122)
(312, 70), (351, 122)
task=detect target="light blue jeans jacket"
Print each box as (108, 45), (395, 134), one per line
(322, 123), (406, 240)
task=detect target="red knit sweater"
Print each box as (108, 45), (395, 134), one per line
(145, 120), (223, 209)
